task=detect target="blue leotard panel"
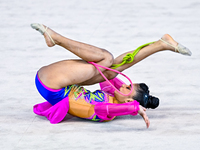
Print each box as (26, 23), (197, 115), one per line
(35, 73), (71, 105)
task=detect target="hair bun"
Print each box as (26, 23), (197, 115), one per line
(147, 96), (159, 109)
(139, 83), (149, 94)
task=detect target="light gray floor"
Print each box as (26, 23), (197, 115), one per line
(1, 0), (200, 149)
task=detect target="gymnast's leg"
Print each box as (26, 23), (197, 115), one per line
(80, 34), (191, 85)
(31, 24), (114, 89)
(33, 24), (113, 67)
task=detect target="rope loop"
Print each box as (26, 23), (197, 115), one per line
(111, 41), (155, 69)
(122, 53), (134, 64)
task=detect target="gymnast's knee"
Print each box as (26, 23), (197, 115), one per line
(101, 49), (114, 67)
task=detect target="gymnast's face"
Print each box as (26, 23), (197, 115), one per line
(114, 84), (139, 103)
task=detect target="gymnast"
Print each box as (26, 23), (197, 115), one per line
(31, 23), (191, 128)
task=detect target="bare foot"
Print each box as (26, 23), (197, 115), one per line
(160, 34), (178, 52)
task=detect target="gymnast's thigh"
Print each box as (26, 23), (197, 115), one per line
(38, 59), (99, 89)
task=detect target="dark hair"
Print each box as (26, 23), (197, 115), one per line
(133, 83), (159, 109)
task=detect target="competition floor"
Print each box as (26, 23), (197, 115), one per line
(1, 0), (200, 149)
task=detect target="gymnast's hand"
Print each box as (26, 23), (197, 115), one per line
(138, 105), (150, 128)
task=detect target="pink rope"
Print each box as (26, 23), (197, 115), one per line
(88, 62), (133, 96)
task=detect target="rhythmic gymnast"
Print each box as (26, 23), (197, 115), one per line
(31, 23), (191, 128)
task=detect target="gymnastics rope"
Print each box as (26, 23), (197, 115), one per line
(89, 41), (155, 96)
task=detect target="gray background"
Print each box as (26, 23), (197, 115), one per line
(0, 0), (200, 149)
